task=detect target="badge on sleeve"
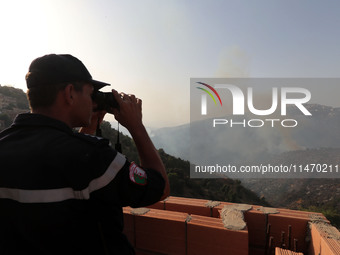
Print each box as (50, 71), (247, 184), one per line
(129, 162), (147, 186)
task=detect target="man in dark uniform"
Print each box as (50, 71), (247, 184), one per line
(0, 54), (170, 255)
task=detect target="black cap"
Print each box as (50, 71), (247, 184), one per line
(25, 54), (110, 90)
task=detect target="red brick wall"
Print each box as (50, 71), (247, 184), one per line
(122, 196), (339, 255)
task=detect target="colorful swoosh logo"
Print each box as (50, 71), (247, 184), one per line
(196, 82), (223, 106)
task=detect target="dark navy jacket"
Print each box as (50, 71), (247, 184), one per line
(0, 113), (165, 255)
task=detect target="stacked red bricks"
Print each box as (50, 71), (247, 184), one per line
(275, 247), (303, 254)
(122, 196), (340, 255)
(308, 218), (340, 255)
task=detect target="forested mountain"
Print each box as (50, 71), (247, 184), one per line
(0, 85), (29, 130)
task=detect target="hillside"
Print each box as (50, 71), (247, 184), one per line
(241, 148), (340, 228)
(0, 85), (268, 207)
(0, 85), (29, 130)
(151, 104), (340, 163)
(148, 105), (340, 229)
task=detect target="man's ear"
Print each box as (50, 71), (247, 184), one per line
(64, 83), (75, 105)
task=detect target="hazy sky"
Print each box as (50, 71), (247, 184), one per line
(1, 0), (340, 128)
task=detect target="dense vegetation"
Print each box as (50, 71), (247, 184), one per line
(0, 85), (29, 131)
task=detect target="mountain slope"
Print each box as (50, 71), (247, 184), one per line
(150, 105), (340, 228)
(0, 85), (29, 130)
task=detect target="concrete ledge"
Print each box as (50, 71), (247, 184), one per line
(220, 206), (247, 231)
(131, 208), (150, 216)
(257, 206), (279, 214)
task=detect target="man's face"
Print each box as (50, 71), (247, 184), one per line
(71, 83), (94, 128)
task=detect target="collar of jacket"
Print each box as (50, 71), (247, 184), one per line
(12, 113), (74, 135)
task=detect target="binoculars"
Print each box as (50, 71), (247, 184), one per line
(92, 91), (119, 112)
